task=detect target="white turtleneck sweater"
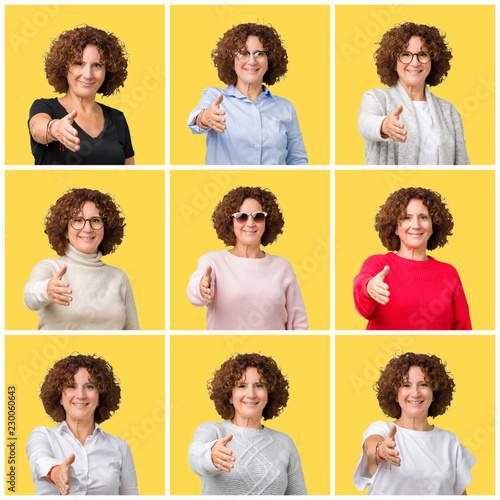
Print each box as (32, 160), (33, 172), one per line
(23, 245), (140, 330)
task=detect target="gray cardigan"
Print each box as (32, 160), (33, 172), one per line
(358, 81), (470, 165)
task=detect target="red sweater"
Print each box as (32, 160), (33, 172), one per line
(353, 253), (472, 330)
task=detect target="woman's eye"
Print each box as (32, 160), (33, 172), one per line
(93, 63), (102, 68)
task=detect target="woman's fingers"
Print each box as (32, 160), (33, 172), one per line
(381, 106), (407, 142)
(52, 111), (80, 151)
(203, 94), (226, 133)
(211, 434), (234, 472)
(47, 266), (72, 305)
(200, 266), (213, 303)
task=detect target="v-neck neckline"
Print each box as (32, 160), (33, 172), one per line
(56, 99), (107, 141)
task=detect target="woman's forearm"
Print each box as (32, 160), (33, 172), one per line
(30, 113), (56, 145)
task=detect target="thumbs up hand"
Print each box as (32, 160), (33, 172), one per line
(211, 434), (235, 472)
(381, 105), (406, 142)
(46, 265), (73, 306)
(198, 93), (226, 133)
(378, 425), (400, 467)
(366, 266), (390, 305)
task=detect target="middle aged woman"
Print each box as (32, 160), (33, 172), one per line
(189, 353), (307, 495)
(187, 22), (308, 165)
(29, 25), (134, 165)
(353, 352), (476, 495)
(353, 187), (471, 330)
(23, 188), (140, 330)
(187, 186), (308, 330)
(26, 354), (138, 495)
(358, 22), (469, 165)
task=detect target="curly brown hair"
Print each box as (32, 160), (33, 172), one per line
(374, 22), (453, 87)
(375, 187), (453, 251)
(375, 352), (455, 418)
(40, 354), (121, 423)
(212, 186), (284, 247)
(212, 23), (288, 86)
(45, 188), (126, 256)
(44, 25), (128, 96)
(208, 353), (289, 421)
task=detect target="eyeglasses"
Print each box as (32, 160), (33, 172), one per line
(69, 217), (105, 230)
(398, 51), (432, 64)
(235, 50), (270, 63)
(231, 212), (268, 223)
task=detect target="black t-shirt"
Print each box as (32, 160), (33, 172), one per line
(29, 98), (134, 165)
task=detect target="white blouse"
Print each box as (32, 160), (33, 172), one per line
(26, 421), (138, 495)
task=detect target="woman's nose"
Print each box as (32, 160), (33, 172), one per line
(410, 384), (420, 396)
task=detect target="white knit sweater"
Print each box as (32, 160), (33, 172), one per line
(24, 244), (140, 330)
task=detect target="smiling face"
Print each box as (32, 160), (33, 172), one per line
(234, 35), (268, 90)
(397, 366), (433, 421)
(232, 198), (266, 249)
(67, 44), (106, 99)
(61, 368), (99, 425)
(66, 201), (104, 254)
(396, 36), (431, 93)
(396, 198), (433, 254)
(230, 367), (268, 428)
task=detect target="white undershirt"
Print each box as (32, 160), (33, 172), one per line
(413, 100), (439, 165)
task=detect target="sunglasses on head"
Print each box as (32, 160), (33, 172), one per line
(231, 211), (268, 223)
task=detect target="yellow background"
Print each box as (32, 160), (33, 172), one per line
(335, 5), (495, 165)
(5, 5), (165, 165)
(170, 334), (330, 495)
(170, 5), (330, 165)
(335, 335), (495, 495)
(335, 170), (495, 330)
(6, 170), (165, 330)
(170, 170), (330, 330)
(5, 335), (165, 495)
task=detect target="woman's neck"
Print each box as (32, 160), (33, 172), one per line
(397, 246), (428, 261)
(235, 82), (264, 103)
(66, 418), (95, 445)
(59, 93), (99, 115)
(231, 415), (263, 429)
(399, 80), (426, 101)
(229, 243), (265, 259)
(395, 415), (433, 431)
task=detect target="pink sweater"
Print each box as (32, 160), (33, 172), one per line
(353, 253), (471, 330)
(187, 250), (308, 330)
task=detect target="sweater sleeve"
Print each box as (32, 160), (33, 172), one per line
(187, 254), (214, 307)
(284, 268), (309, 330)
(451, 105), (470, 165)
(118, 443), (139, 494)
(358, 91), (391, 143)
(122, 273), (140, 330)
(451, 271), (472, 330)
(187, 88), (222, 134)
(188, 422), (223, 477)
(26, 427), (60, 484)
(23, 259), (60, 311)
(284, 439), (307, 495)
(353, 256), (382, 319)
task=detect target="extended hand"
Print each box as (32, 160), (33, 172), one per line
(50, 110), (80, 152)
(381, 105), (406, 142)
(200, 94), (226, 133)
(199, 266), (213, 304)
(366, 266), (390, 305)
(47, 265), (72, 306)
(378, 425), (400, 467)
(50, 453), (75, 495)
(211, 434), (234, 472)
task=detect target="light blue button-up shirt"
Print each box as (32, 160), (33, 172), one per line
(188, 85), (308, 165)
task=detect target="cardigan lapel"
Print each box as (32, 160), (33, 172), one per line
(393, 81), (420, 165)
(425, 88), (454, 165)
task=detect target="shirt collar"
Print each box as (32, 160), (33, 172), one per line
(223, 85), (273, 100)
(57, 420), (103, 437)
